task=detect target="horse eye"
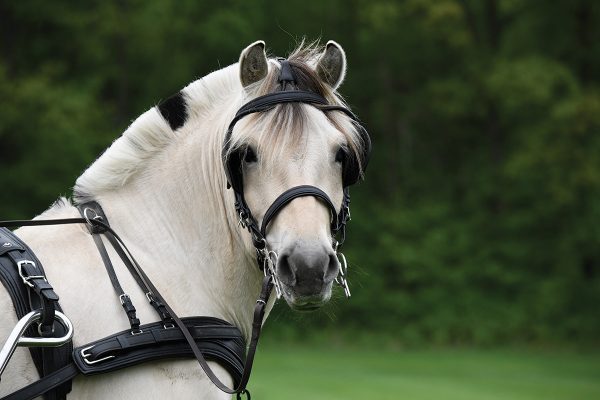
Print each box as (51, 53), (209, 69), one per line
(335, 147), (346, 163)
(244, 146), (258, 163)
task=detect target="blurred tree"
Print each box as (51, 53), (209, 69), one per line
(0, 0), (598, 346)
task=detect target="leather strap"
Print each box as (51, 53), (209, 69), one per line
(260, 185), (337, 237)
(0, 363), (79, 400)
(79, 202), (175, 327)
(73, 317), (245, 380)
(0, 212), (273, 397)
(225, 91), (328, 141)
(77, 209), (273, 395)
(0, 228), (73, 400)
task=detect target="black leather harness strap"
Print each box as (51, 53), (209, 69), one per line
(1, 364), (80, 400)
(0, 212), (273, 399)
(76, 205), (274, 396)
(71, 317), (245, 377)
(83, 203), (173, 326)
(78, 202), (174, 330)
(260, 185), (338, 237)
(0, 228), (73, 400)
(1, 317), (246, 400)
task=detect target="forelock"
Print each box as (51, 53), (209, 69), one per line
(227, 42), (367, 174)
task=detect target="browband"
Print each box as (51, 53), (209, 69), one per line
(224, 90), (329, 148)
(225, 91), (363, 144)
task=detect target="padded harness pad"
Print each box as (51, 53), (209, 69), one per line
(72, 316), (246, 387)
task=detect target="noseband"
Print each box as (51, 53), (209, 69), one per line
(223, 59), (371, 297)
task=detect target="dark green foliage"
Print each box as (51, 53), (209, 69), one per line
(0, 0), (598, 346)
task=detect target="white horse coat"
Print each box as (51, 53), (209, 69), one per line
(0, 40), (365, 399)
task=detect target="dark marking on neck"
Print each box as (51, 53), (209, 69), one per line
(158, 92), (187, 131)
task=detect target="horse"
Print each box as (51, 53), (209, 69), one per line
(0, 40), (369, 399)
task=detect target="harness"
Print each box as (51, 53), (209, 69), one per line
(0, 207), (255, 400)
(0, 57), (370, 399)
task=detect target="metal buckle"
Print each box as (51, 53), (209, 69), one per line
(17, 260), (45, 288)
(80, 345), (115, 365)
(119, 293), (130, 305)
(145, 292), (156, 304)
(335, 252), (351, 298)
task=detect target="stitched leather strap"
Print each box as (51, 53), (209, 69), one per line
(226, 91), (328, 141)
(0, 214), (273, 397)
(79, 202), (175, 328)
(0, 363), (79, 400)
(260, 185), (337, 237)
(80, 213), (272, 395)
(0, 227), (73, 400)
(73, 317), (245, 380)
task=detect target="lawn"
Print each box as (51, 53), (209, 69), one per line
(248, 344), (600, 399)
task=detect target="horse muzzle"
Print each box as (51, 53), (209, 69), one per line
(274, 241), (340, 311)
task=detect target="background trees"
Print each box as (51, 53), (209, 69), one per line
(1, 0), (598, 346)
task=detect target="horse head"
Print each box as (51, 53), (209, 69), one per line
(224, 41), (370, 311)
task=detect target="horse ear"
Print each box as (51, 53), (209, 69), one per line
(316, 40), (347, 90)
(239, 40), (268, 88)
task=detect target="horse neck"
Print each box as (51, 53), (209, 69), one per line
(93, 109), (264, 341)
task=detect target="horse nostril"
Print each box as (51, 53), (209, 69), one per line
(325, 253), (340, 282)
(276, 254), (296, 285)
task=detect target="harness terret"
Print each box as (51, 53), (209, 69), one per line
(0, 57), (370, 399)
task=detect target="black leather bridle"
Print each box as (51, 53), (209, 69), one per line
(223, 60), (371, 298)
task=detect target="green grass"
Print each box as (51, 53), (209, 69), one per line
(248, 344), (600, 399)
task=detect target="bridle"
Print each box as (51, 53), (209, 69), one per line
(223, 59), (371, 298)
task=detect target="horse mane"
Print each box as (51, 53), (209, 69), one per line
(74, 42), (366, 203)
(73, 65), (240, 203)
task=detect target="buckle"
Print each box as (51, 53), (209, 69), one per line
(119, 293), (130, 305)
(80, 345), (115, 365)
(17, 260), (46, 288)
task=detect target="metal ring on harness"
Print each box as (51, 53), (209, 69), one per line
(0, 310), (73, 379)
